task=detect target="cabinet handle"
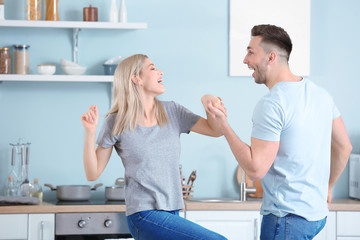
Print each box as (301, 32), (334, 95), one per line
(40, 221), (44, 240)
(254, 218), (258, 240)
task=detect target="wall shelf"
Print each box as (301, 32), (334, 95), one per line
(0, 74), (113, 82)
(0, 20), (147, 29)
(0, 20), (147, 82)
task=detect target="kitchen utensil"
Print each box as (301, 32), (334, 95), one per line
(236, 166), (263, 198)
(44, 183), (103, 201)
(105, 177), (125, 201)
(187, 170), (196, 195)
(37, 64), (56, 75)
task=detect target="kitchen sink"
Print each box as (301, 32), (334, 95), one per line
(187, 197), (262, 203)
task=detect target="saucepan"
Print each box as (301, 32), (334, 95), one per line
(105, 177), (125, 201)
(44, 183), (103, 201)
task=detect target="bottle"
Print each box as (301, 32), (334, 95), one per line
(119, 0), (127, 23)
(30, 178), (43, 202)
(4, 176), (19, 196)
(25, 0), (42, 20)
(0, 0), (4, 20)
(20, 145), (32, 197)
(0, 47), (11, 74)
(13, 45), (30, 74)
(45, 0), (59, 21)
(109, 0), (118, 22)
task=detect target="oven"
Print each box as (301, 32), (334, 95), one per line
(55, 212), (133, 240)
(52, 200), (133, 240)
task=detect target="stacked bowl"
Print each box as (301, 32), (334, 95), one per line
(61, 59), (87, 75)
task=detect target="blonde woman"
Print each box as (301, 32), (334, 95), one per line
(81, 54), (227, 240)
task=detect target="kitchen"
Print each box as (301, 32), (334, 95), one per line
(1, 0), (360, 239)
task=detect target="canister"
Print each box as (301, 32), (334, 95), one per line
(0, 47), (11, 74)
(25, 0), (42, 20)
(45, 0), (59, 21)
(13, 45), (30, 74)
(83, 5), (98, 22)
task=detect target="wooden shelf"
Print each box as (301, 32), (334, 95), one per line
(0, 20), (147, 29)
(0, 74), (113, 83)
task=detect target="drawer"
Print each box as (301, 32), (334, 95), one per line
(0, 214), (28, 239)
(337, 211), (360, 236)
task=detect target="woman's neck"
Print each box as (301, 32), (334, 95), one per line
(139, 97), (157, 127)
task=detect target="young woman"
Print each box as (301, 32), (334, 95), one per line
(81, 54), (227, 240)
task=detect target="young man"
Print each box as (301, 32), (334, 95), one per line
(207, 24), (352, 239)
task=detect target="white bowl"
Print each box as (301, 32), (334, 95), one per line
(62, 65), (87, 75)
(60, 58), (82, 67)
(37, 65), (56, 75)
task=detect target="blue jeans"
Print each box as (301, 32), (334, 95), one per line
(127, 210), (227, 240)
(260, 214), (327, 240)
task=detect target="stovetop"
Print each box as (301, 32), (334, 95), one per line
(50, 199), (126, 205)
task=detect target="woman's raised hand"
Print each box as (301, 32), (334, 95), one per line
(81, 105), (99, 131)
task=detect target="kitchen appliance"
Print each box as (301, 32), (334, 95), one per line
(55, 212), (132, 239)
(51, 198), (132, 239)
(349, 154), (360, 200)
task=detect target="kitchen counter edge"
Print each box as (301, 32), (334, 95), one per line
(0, 198), (359, 214)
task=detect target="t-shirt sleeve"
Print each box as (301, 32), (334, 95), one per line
(96, 114), (118, 148)
(332, 103), (341, 120)
(251, 98), (283, 142)
(172, 101), (200, 134)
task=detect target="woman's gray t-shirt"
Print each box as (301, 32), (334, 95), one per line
(96, 101), (200, 216)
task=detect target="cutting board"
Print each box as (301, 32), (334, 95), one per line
(236, 166), (263, 198)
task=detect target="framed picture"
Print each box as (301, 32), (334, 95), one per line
(229, 0), (310, 76)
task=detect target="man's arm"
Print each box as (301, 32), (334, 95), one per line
(328, 116), (352, 204)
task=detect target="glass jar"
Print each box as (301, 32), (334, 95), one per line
(13, 45), (30, 74)
(0, 47), (11, 74)
(45, 0), (59, 21)
(25, 0), (42, 20)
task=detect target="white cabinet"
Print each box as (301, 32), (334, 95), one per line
(28, 214), (55, 240)
(337, 211), (360, 239)
(0, 214), (28, 240)
(313, 212), (336, 240)
(185, 210), (260, 240)
(0, 214), (54, 240)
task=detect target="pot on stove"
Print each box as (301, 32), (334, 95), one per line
(44, 183), (103, 201)
(105, 177), (125, 201)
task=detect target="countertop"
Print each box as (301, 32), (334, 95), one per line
(0, 198), (359, 214)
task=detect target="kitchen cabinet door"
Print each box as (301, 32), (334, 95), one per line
(337, 211), (360, 237)
(313, 212), (336, 240)
(0, 214), (28, 239)
(28, 214), (55, 240)
(185, 210), (260, 240)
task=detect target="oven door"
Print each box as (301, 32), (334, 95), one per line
(55, 212), (133, 240)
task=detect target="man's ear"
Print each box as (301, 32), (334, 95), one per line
(268, 51), (277, 64)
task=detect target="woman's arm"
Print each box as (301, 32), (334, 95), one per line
(81, 105), (112, 181)
(190, 95), (226, 137)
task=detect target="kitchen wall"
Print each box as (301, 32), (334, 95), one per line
(0, 0), (359, 201)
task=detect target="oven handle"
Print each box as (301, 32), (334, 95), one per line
(41, 221), (44, 240)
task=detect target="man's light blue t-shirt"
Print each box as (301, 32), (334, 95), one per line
(252, 78), (340, 221)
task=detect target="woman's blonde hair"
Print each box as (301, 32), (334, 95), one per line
(106, 54), (169, 135)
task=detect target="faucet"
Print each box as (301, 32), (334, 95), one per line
(239, 169), (256, 201)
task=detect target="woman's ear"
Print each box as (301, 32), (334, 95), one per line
(131, 75), (140, 85)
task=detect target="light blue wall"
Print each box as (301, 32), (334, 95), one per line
(1, 0), (359, 201)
